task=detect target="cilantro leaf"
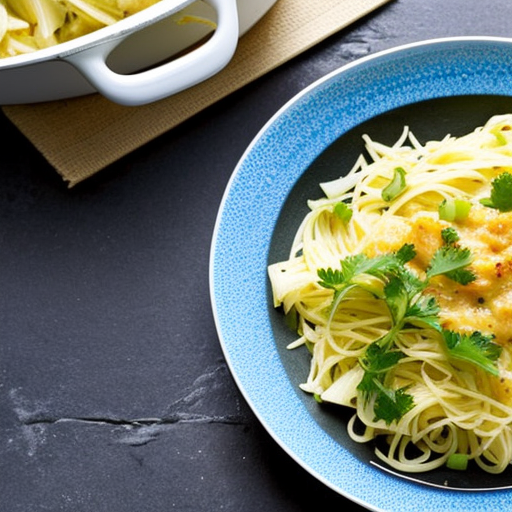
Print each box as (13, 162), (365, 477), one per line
(339, 254), (375, 281)
(404, 295), (442, 331)
(397, 267), (426, 299)
(358, 371), (414, 425)
(443, 330), (502, 376)
(357, 339), (414, 425)
(317, 267), (346, 290)
(395, 243), (416, 265)
(441, 227), (460, 245)
(318, 252), (402, 297)
(384, 276), (409, 326)
(426, 245), (476, 284)
(318, 245), (415, 294)
(317, 266), (354, 305)
(444, 267), (478, 285)
(373, 383), (415, 425)
(479, 171), (512, 212)
(359, 341), (405, 375)
(347, 253), (400, 280)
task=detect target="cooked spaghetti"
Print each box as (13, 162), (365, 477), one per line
(268, 114), (512, 474)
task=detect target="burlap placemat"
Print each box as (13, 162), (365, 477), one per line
(2, 0), (391, 187)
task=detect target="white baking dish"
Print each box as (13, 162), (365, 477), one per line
(0, 0), (278, 106)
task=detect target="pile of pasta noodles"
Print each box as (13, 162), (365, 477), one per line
(0, 0), (161, 58)
(268, 114), (512, 474)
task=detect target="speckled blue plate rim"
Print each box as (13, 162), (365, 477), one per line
(209, 37), (512, 512)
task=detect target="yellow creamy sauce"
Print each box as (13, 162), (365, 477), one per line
(363, 203), (512, 403)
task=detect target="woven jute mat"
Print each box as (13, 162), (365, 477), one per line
(2, 0), (391, 187)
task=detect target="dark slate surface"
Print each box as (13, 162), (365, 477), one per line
(2, 0), (512, 510)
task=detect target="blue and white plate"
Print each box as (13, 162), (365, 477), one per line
(210, 37), (512, 511)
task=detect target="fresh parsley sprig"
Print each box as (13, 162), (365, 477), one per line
(315, 230), (501, 425)
(362, 376), (415, 425)
(443, 330), (502, 376)
(441, 226), (460, 245)
(426, 245), (477, 285)
(318, 247), (421, 425)
(317, 244), (416, 295)
(480, 171), (512, 212)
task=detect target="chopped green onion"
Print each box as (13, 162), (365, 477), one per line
(382, 167), (407, 202)
(495, 131), (507, 146)
(491, 125), (508, 146)
(285, 306), (298, 332)
(446, 453), (469, 471)
(438, 198), (472, 222)
(333, 201), (353, 224)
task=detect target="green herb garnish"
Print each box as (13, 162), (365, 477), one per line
(316, 230), (500, 425)
(438, 198), (472, 222)
(426, 245), (477, 285)
(480, 171), (512, 212)
(446, 453), (469, 471)
(333, 201), (353, 224)
(443, 330), (502, 376)
(382, 167), (407, 202)
(285, 305), (299, 332)
(441, 227), (460, 245)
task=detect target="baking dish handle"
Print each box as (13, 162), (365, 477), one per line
(64, 0), (239, 106)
